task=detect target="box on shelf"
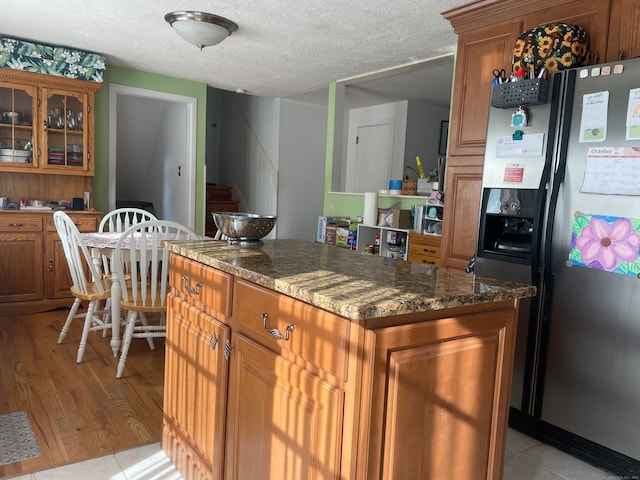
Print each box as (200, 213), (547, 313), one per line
(417, 178), (432, 196)
(336, 218), (361, 248)
(391, 209), (412, 229)
(336, 225), (349, 247)
(325, 224), (337, 245)
(316, 215), (335, 243)
(347, 223), (358, 250)
(318, 215), (361, 247)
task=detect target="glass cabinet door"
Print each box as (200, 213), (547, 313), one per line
(42, 90), (87, 171)
(0, 83), (36, 167)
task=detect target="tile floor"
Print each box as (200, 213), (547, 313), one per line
(6, 428), (620, 480)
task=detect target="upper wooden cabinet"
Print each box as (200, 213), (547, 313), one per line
(607, 0), (640, 60)
(525, 0), (611, 63)
(447, 20), (524, 157)
(0, 81), (37, 165)
(0, 69), (101, 176)
(440, 0), (616, 269)
(444, 0), (612, 159)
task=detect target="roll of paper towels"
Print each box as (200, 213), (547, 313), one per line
(363, 192), (378, 226)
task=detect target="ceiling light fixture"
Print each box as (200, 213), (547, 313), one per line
(165, 11), (238, 50)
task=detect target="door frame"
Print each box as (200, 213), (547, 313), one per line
(108, 84), (197, 229)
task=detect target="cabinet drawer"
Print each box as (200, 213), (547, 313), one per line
(169, 254), (232, 318)
(409, 233), (441, 248)
(408, 234), (441, 266)
(409, 251), (441, 267)
(409, 241), (441, 257)
(45, 214), (97, 232)
(233, 278), (350, 381)
(0, 215), (42, 232)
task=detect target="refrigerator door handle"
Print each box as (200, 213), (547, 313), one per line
(544, 69), (576, 275)
(531, 68), (576, 417)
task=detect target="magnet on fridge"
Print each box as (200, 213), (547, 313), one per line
(512, 129), (524, 141)
(511, 106), (528, 127)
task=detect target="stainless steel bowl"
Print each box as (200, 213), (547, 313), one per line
(212, 212), (277, 243)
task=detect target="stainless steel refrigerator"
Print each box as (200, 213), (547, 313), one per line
(476, 58), (640, 474)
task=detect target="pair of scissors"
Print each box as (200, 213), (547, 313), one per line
(492, 68), (507, 85)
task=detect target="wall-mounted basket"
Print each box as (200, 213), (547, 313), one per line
(491, 78), (549, 109)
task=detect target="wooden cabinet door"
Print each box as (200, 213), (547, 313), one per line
(0, 233), (42, 304)
(608, 0), (640, 60)
(225, 333), (344, 480)
(440, 163), (484, 270)
(163, 294), (230, 480)
(448, 20), (524, 157)
(44, 233), (74, 300)
(44, 214), (98, 300)
(41, 88), (91, 175)
(367, 305), (517, 480)
(0, 81), (38, 171)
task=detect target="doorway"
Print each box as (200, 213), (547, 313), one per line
(108, 84), (197, 229)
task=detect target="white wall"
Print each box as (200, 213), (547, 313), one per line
(218, 92), (327, 240)
(405, 101), (449, 175)
(116, 95), (164, 199)
(219, 92), (279, 237)
(115, 94), (189, 224)
(151, 102), (187, 221)
(278, 99), (327, 240)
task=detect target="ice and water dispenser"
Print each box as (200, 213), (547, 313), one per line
(477, 188), (539, 262)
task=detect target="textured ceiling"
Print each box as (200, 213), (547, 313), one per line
(1, 0), (469, 103)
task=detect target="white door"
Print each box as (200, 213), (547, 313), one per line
(344, 101), (406, 193)
(354, 122), (394, 193)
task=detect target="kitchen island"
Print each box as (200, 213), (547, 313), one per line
(162, 239), (536, 480)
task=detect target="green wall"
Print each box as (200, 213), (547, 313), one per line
(93, 65), (208, 232)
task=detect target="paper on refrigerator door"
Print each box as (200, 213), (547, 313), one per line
(579, 91), (609, 142)
(495, 133), (544, 158)
(580, 146), (640, 195)
(625, 87), (640, 141)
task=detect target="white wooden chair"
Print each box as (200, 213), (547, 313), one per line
(98, 207), (157, 277)
(113, 220), (198, 378)
(53, 210), (112, 363)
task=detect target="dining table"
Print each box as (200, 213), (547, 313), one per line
(80, 230), (210, 357)
(80, 231), (135, 357)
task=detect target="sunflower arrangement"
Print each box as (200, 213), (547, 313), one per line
(512, 23), (590, 77)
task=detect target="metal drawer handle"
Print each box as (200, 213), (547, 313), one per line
(209, 332), (220, 351)
(8, 223), (25, 227)
(422, 248), (437, 254)
(181, 275), (203, 294)
(261, 313), (294, 341)
(422, 259), (435, 265)
(224, 339), (234, 360)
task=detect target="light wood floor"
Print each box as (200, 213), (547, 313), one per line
(0, 307), (165, 478)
